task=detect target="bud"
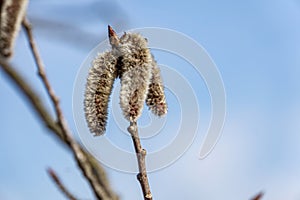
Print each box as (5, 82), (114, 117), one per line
(0, 0), (29, 57)
(84, 51), (117, 136)
(108, 25), (119, 47)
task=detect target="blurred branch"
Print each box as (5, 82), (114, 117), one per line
(0, 55), (117, 200)
(21, 17), (118, 200)
(127, 122), (152, 200)
(0, 17), (119, 200)
(22, 18), (62, 125)
(47, 168), (78, 200)
(251, 192), (264, 200)
(0, 57), (60, 135)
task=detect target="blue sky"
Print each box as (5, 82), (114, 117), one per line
(1, 0), (300, 199)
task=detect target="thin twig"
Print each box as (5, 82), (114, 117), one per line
(47, 168), (78, 200)
(22, 18), (62, 123)
(127, 122), (152, 200)
(0, 57), (118, 200)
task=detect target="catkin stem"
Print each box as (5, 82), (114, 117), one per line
(128, 122), (153, 200)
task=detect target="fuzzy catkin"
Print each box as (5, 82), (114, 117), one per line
(84, 51), (117, 136)
(146, 58), (167, 116)
(115, 33), (153, 122)
(0, 0), (28, 57)
(84, 26), (168, 136)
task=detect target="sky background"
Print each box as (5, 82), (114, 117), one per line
(1, 0), (300, 199)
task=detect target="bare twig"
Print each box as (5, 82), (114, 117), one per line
(47, 168), (78, 200)
(251, 192), (264, 200)
(127, 122), (152, 200)
(22, 18), (63, 129)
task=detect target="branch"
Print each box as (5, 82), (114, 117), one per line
(22, 18), (119, 200)
(22, 18), (62, 124)
(47, 168), (78, 200)
(0, 16), (118, 199)
(127, 122), (152, 200)
(251, 192), (264, 200)
(0, 56), (117, 200)
(0, 57), (61, 136)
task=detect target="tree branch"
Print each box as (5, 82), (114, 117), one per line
(47, 168), (78, 200)
(127, 122), (152, 200)
(251, 192), (264, 200)
(0, 56), (117, 200)
(22, 18), (62, 124)
(0, 57), (61, 135)
(22, 18), (119, 200)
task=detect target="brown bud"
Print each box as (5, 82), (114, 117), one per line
(108, 25), (119, 47)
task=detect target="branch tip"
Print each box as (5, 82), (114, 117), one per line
(47, 167), (78, 200)
(251, 191), (264, 200)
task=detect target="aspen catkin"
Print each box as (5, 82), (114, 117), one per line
(84, 26), (167, 136)
(114, 32), (153, 122)
(146, 57), (167, 116)
(84, 51), (117, 136)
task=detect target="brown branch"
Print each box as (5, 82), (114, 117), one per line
(21, 18), (119, 200)
(127, 122), (152, 200)
(0, 58), (114, 200)
(0, 56), (118, 200)
(0, 16), (118, 200)
(22, 18), (64, 130)
(0, 57), (61, 136)
(251, 192), (264, 200)
(47, 168), (78, 200)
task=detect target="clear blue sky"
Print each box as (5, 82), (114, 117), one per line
(1, 0), (300, 199)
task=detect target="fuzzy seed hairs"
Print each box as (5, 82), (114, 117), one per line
(84, 25), (167, 136)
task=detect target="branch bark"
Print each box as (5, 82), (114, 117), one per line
(127, 122), (152, 200)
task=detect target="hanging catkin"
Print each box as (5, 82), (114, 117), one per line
(84, 51), (117, 136)
(84, 26), (167, 136)
(146, 57), (167, 116)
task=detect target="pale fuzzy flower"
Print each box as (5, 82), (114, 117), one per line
(84, 51), (117, 136)
(0, 0), (29, 57)
(146, 57), (167, 116)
